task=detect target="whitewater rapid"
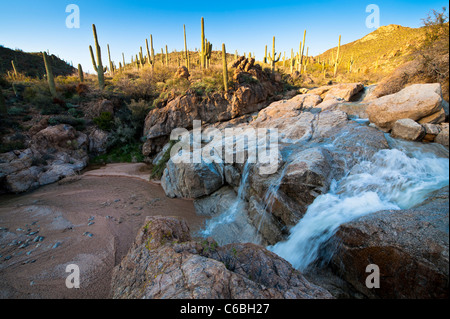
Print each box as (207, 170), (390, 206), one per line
(269, 138), (449, 271)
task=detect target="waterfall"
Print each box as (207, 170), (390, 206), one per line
(199, 161), (254, 241)
(269, 143), (449, 271)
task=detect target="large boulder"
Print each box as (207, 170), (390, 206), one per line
(390, 118), (426, 141)
(110, 216), (333, 299)
(328, 187), (449, 299)
(161, 153), (224, 198)
(366, 83), (444, 131)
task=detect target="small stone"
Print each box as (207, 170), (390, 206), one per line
(52, 242), (62, 249)
(88, 222), (95, 226)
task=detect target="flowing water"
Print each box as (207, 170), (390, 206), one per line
(196, 122), (449, 270)
(199, 160), (253, 239)
(269, 137), (449, 271)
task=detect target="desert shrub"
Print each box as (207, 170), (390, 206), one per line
(68, 108), (84, 118)
(91, 142), (144, 163)
(76, 83), (90, 96)
(0, 141), (26, 153)
(48, 115), (86, 131)
(7, 107), (25, 116)
(93, 111), (114, 131)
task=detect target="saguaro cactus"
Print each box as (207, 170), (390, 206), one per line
(107, 44), (114, 75)
(78, 64), (84, 82)
(165, 45), (169, 66)
(200, 17), (206, 69)
(90, 24), (105, 90)
(184, 25), (190, 70)
(333, 35), (341, 77)
(222, 43), (228, 92)
(267, 36), (281, 72)
(264, 45), (268, 64)
(11, 60), (18, 79)
(299, 30), (306, 73)
(43, 52), (57, 98)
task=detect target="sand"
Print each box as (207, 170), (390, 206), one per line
(0, 163), (205, 299)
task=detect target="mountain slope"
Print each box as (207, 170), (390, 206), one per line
(0, 46), (75, 78)
(317, 24), (427, 75)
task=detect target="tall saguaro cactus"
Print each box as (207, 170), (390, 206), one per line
(11, 60), (18, 79)
(222, 43), (228, 92)
(43, 51), (57, 98)
(145, 38), (154, 70)
(107, 44), (114, 75)
(333, 35), (342, 78)
(165, 45), (169, 66)
(90, 24), (105, 90)
(299, 30), (307, 73)
(267, 36), (281, 72)
(78, 64), (84, 82)
(184, 25), (190, 70)
(200, 17), (206, 69)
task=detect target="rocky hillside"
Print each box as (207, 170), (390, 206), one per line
(0, 46), (75, 78)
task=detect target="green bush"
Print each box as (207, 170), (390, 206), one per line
(68, 108), (84, 118)
(48, 115), (86, 131)
(93, 111), (114, 131)
(91, 143), (144, 163)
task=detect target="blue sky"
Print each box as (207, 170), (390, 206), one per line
(0, 1), (447, 73)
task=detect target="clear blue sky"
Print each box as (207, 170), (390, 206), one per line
(0, 0), (447, 73)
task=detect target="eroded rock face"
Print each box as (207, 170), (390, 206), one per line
(143, 59), (282, 157)
(110, 216), (333, 299)
(328, 186), (449, 299)
(366, 83), (444, 131)
(0, 124), (88, 193)
(162, 153), (224, 198)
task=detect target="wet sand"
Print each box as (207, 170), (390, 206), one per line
(0, 163), (205, 299)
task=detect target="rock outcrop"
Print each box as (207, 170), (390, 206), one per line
(366, 83), (445, 131)
(142, 58), (282, 156)
(327, 186), (449, 299)
(110, 216), (333, 299)
(0, 124), (89, 193)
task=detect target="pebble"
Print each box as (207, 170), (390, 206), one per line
(83, 232), (94, 238)
(28, 231), (39, 236)
(52, 242), (62, 249)
(88, 216), (95, 221)
(88, 222), (95, 226)
(33, 236), (45, 243)
(4, 255), (12, 261)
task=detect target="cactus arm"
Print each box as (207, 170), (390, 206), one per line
(89, 45), (98, 72)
